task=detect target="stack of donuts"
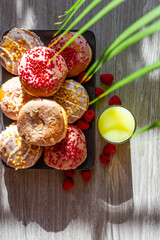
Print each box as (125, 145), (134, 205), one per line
(0, 28), (92, 170)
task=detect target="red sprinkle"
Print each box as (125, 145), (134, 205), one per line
(64, 170), (75, 178)
(77, 120), (89, 130)
(80, 170), (91, 182)
(108, 95), (122, 105)
(103, 143), (116, 155)
(49, 37), (79, 71)
(95, 87), (104, 98)
(84, 109), (95, 122)
(100, 74), (114, 85)
(99, 154), (111, 165)
(18, 47), (66, 93)
(44, 125), (86, 170)
(63, 178), (74, 190)
(77, 72), (91, 83)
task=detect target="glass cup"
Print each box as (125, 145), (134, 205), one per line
(98, 105), (136, 144)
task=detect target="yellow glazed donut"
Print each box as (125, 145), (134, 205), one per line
(0, 28), (44, 75)
(52, 79), (89, 123)
(0, 77), (34, 120)
(0, 123), (43, 169)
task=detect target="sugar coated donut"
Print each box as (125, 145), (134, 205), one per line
(17, 99), (68, 146)
(44, 125), (87, 170)
(0, 123), (43, 169)
(48, 31), (92, 77)
(0, 28), (44, 75)
(0, 77), (34, 120)
(52, 79), (89, 123)
(18, 46), (68, 97)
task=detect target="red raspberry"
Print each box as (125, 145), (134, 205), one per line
(103, 143), (116, 154)
(77, 72), (90, 83)
(64, 170), (75, 178)
(95, 87), (104, 97)
(76, 120), (90, 130)
(99, 154), (111, 165)
(100, 74), (114, 85)
(108, 95), (122, 105)
(63, 178), (74, 190)
(80, 170), (91, 182)
(84, 109), (95, 122)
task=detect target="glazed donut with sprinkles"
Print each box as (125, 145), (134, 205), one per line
(0, 123), (43, 169)
(0, 27), (94, 170)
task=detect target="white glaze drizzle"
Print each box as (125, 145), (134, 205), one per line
(0, 125), (40, 166)
(0, 46), (12, 58)
(0, 137), (11, 151)
(54, 96), (87, 110)
(22, 145), (31, 160)
(5, 35), (22, 50)
(7, 144), (19, 163)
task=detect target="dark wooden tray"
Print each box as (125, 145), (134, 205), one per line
(0, 29), (96, 170)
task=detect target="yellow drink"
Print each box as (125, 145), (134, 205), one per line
(98, 106), (136, 143)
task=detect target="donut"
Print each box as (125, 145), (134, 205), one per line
(0, 123), (43, 169)
(17, 99), (68, 146)
(48, 31), (92, 77)
(52, 79), (89, 123)
(0, 28), (43, 75)
(0, 77), (34, 120)
(44, 125), (87, 170)
(18, 46), (68, 97)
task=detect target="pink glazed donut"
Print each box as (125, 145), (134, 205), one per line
(44, 125), (87, 170)
(48, 31), (92, 77)
(18, 46), (68, 97)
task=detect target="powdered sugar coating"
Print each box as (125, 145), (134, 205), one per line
(18, 46), (68, 97)
(44, 125), (87, 170)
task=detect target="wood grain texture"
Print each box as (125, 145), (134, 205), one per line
(1, 0), (160, 239)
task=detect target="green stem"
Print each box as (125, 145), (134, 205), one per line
(82, 4), (160, 81)
(49, 0), (126, 60)
(89, 20), (160, 78)
(52, 0), (102, 45)
(58, 0), (82, 18)
(89, 60), (160, 105)
(54, 13), (71, 25)
(53, 0), (86, 38)
(105, 4), (160, 55)
(133, 121), (160, 136)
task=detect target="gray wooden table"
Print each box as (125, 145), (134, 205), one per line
(1, 0), (160, 239)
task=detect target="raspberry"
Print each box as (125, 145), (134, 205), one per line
(76, 120), (89, 130)
(103, 143), (116, 154)
(64, 170), (75, 178)
(77, 72), (90, 83)
(80, 170), (91, 182)
(95, 87), (104, 98)
(62, 178), (74, 190)
(108, 95), (122, 105)
(99, 154), (110, 165)
(100, 74), (114, 85)
(84, 109), (95, 122)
